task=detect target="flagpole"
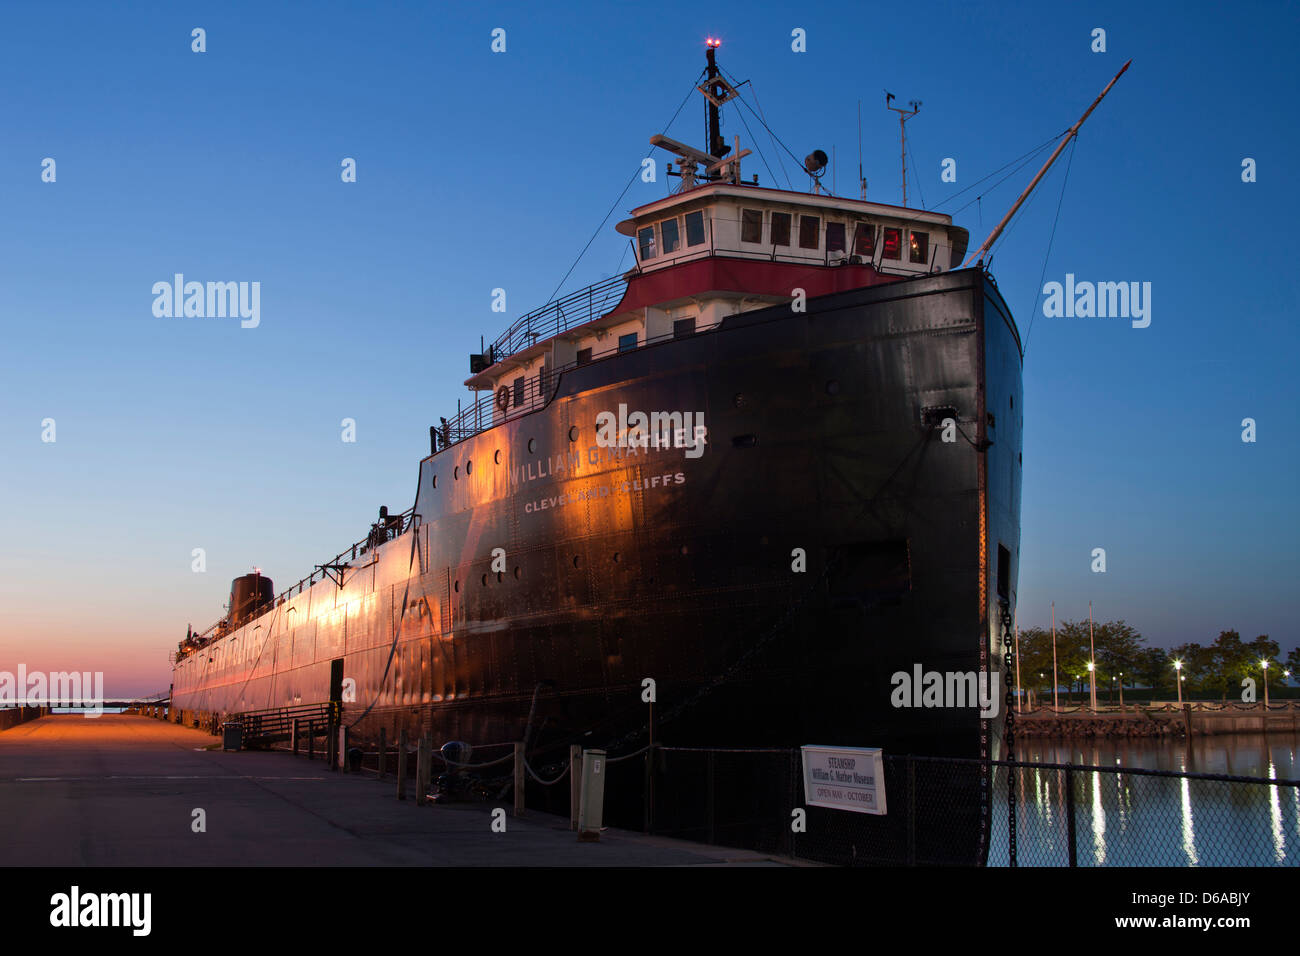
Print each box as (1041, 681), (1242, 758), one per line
(1051, 601), (1059, 712)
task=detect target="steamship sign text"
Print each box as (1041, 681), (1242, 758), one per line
(801, 745), (887, 815)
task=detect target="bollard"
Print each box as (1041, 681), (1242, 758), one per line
(514, 742), (526, 817)
(378, 728), (387, 780)
(397, 730), (408, 801)
(569, 745), (582, 830)
(416, 734), (431, 806)
(577, 749), (607, 842)
(307, 720), (315, 761)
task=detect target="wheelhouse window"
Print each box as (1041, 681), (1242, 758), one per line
(618, 332), (638, 353)
(638, 226), (656, 260)
(853, 222), (875, 258)
(577, 347), (592, 365)
(799, 215), (820, 250)
(685, 210), (705, 247)
(673, 317), (696, 338)
(909, 230), (929, 264)
(660, 218), (681, 254)
(770, 212), (791, 246)
(826, 222), (846, 256)
(740, 208), (763, 244)
(882, 227), (902, 260)
(511, 376), (524, 408)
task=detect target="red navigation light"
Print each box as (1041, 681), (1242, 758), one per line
(706, 37), (721, 48)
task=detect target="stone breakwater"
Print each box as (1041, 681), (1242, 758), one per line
(1015, 711), (1185, 738)
(1014, 703), (1300, 737)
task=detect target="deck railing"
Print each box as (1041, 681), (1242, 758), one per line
(183, 507), (417, 653)
(485, 275), (628, 366)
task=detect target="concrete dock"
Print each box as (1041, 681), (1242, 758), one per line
(0, 715), (795, 866)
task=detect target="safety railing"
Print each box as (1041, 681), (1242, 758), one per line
(182, 507), (417, 655)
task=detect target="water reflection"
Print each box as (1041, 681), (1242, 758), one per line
(989, 732), (1299, 866)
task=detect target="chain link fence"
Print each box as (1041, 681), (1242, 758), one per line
(592, 747), (1300, 866)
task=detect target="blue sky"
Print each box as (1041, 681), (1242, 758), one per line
(1, 1), (1296, 694)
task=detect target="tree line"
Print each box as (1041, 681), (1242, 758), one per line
(1015, 622), (1298, 702)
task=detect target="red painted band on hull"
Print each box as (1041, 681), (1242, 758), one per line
(610, 257), (902, 315)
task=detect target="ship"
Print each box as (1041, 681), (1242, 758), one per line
(170, 45), (1129, 864)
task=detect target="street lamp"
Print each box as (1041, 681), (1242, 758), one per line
(1088, 601), (1098, 713)
(1261, 660), (1270, 707)
(1087, 660), (1096, 712)
(1173, 659), (1183, 707)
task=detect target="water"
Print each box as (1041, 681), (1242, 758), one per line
(987, 732), (1300, 866)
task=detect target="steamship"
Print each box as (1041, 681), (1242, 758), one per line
(164, 45), (1123, 865)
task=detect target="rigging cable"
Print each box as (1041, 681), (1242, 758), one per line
(729, 72), (793, 189)
(729, 94), (779, 188)
(907, 137), (927, 209)
(724, 84), (808, 186)
(932, 131), (1066, 212)
(1019, 134), (1078, 354)
(546, 70), (705, 304)
(949, 139), (1059, 218)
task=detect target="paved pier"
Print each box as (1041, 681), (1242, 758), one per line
(0, 715), (792, 866)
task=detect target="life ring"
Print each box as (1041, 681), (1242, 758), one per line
(496, 386), (510, 412)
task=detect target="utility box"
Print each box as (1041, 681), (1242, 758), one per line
(222, 721), (243, 752)
(577, 748), (607, 842)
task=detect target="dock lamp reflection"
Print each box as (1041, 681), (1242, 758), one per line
(1261, 660), (1270, 707)
(1173, 659), (1183, 706)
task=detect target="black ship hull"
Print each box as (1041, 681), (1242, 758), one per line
(172, 266), (1022, 863)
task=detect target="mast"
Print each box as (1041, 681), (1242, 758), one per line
(704, 39), (731, 166)
(963, 59), (1131, 268)
(885, 93), (920, 207)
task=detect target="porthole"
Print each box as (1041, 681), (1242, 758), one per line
(454, 466), (460, 480)
(496, 571), (504, 583)
(612, 552), (621, 563)
(481, 573), (487, 586)
(454, 580), (460, 592)
(432, 474), (438, 489)
(494, 449), (501, 464)
(568, 425), (578, 441)
(527, 438), (536, 454)
(513, 566), (521, 579)
(466, 460), (473, 475)
(572, 555), (582, 568)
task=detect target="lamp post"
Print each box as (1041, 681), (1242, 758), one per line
(1173, 659), (1183, 707)
(1117, 671), (1124, 709)
(1261, 660), (1270, 708)
(1088, 601), (1098, 713)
